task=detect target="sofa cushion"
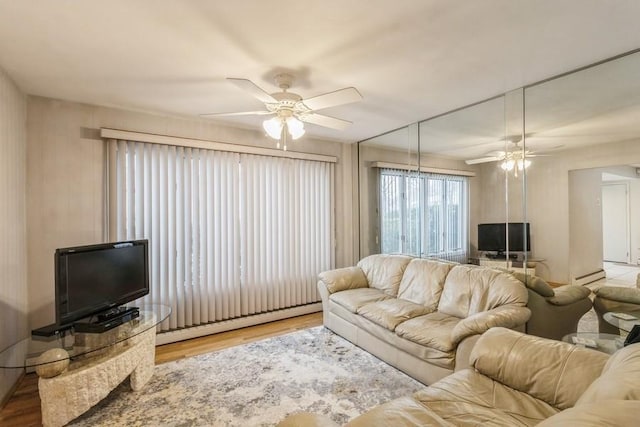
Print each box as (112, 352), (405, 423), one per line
(414, 369), (559, 426)
(330, 302), (455, 370)
(470, 328), (608, 410)
(438, 265), (528, 318)
(357, 299), (431, 331)
(357, 254), (412, 296)
(329, 288), (391, 313)
(576, 342), (640, 405)
(319, 266), (368, 294)
(397, 258), (453, 309)
(395, 312), (461, 352)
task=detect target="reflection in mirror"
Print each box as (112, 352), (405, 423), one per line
(525, 50), (640, 284)
(418, 96), (506, 264)
(357, 48), (640, 284)
(504, 89), (528, 265)
(358, 94), (522, 265)
(358, 125), (417, 257)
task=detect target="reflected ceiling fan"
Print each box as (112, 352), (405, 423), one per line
(465, 139), (550, 176)
(201, 73), (362, 150)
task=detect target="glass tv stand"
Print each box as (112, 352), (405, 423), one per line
(0, 304), (171, 427)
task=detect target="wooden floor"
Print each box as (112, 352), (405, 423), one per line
(0, 312), (323, 427)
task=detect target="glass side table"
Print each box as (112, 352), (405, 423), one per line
(603, 312), (640, 336)
(562, 332), (624, 355)
(0, 304), (171, 427)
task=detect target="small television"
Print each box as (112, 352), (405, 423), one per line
(477, 223), (530, 257)
(55, 240), (149, 327)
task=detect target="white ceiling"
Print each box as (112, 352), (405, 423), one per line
(1, 1), (640, 145)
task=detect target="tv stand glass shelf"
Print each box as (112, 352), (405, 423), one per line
(475, 257), (542, 276)
(0, 304), (170, 370)
(0, 304), (170, 427)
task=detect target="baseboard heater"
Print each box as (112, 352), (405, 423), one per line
(155, 303), (322, 346)
(572, 269), (606, 286)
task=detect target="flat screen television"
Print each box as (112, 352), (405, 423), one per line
(477, 223), (530, 256)
(55, 240), (149, 326)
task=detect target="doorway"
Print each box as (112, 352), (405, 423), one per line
(602, 183), (630, 263)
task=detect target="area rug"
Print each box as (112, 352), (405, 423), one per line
(70, 326), (425, 426)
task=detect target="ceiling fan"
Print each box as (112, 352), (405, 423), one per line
(201, 73), (362, 149)
(465, 139), (549, 176)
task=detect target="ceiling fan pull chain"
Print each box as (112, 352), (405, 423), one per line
(283, 125), (288, 151)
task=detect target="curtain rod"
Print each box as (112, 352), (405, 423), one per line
(100, 128), (338, 163)
(371, 161), (476, 177)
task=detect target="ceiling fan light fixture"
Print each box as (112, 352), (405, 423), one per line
(517, 159), (532, 170)
(263, 117), (283, 139)
(500, 160), (515, 171)
(286, 116), (305, 140)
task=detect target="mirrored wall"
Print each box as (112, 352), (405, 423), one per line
(524, 50), (640, 284)
(358, 49), (640, 285)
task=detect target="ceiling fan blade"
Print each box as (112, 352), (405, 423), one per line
(465, 156), (504, 165)
(302, 87), (362, 111)
(300, 113), (352, 130)
(227, 78), (278, 104)
(200, 110), (273, 117)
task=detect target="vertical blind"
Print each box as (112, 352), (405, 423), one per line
(107, 139), (335, 331)
(379, 168), (468, 263)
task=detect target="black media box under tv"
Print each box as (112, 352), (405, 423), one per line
(73, 307), (140, 333)
(31, 322), (74, 337)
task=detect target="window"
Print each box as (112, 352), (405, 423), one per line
(379, 168), (468, 262)
(108, 139), (335, 331)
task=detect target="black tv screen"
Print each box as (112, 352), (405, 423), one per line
(478, 223), (530, 253)
(55, 240), (149, 326)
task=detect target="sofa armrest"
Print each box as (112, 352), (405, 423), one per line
(450, 306), (531, 345)
(595, 286), (640, 304)
(546, 285), (591, 306)
(318, 266), (368, 294)
(510, 271), (555, 297)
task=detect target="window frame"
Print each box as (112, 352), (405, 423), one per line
(379, 168), (469, 261)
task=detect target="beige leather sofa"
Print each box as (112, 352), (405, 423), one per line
(279, 328), (640, 427)
(509, 271), (593, 340)
(593, 286), (640, 334)
(318, 254), (530, 385)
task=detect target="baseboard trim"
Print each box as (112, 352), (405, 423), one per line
(0, 370), (24, 410)
(156, 303), (323, 346)
(572, 269), (606, 286)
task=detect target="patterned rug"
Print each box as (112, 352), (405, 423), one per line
(578, 307), (598, 333)
(70, 326), (425, 426)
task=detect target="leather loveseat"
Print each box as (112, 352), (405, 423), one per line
(278, 327), (640, 426)
(317, 254), (531, 385)
(508, 271), (593, 340)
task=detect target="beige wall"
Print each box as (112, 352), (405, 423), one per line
(26, 96), (356, 328)
(568, 168), (603, 281)
(0, 67), (27, 404)
(629, 178), (640, 265)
